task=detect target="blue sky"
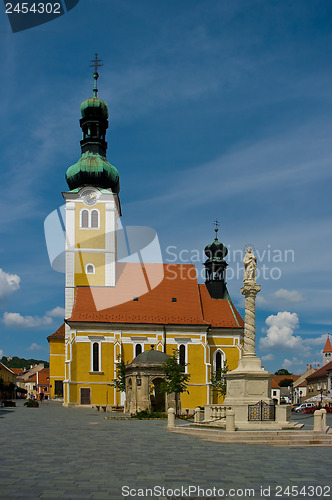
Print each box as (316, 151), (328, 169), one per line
(0, 0), (331, 373)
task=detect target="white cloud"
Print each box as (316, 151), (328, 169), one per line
(0, 269), (20, 302)
(256, 295), (268, 306)
(46, 306), (65, 318)
(282, 357), (306, 371)
(27, 343), (42, 351)
(0, 349), (3, 357)
(273, 288), (305, 303)
(260, 311), (303, 351)
(2, 305), (64, 329)
(3, 312), (52, 329)
(261, 354), (274, 361)
(303, 334), (328, 346)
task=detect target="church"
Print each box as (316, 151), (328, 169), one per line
(48, 59), (244, 411)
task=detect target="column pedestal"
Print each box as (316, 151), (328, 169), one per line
(222, 281), (273, 426)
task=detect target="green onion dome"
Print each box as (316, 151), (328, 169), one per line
(80, 97), (108, 119)
(65, 152), (120, 192)
(204, 235), (228, 261)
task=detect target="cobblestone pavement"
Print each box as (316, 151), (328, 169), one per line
(0, 401), (331, 500)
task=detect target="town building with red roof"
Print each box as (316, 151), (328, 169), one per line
(306, 360), (332, 403)
(270, 374), (300, 404)
(24, 368), (50, 400)
(47, 324), (65, 398)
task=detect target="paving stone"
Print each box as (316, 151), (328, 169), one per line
(0, 401), (331, 499)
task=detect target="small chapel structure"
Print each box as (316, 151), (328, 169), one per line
(47, 59), (244, 411)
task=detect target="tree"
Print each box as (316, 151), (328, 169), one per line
(159, 349), (190, 416)
(112, 356), (126, 393)
(278, 378), (294, 387)
(0, 356), (49, 369)
(211, 362), (229, 397)
(274, 368), (291, 375)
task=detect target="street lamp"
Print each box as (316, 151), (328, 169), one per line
(320, 387), (324, 408)
(290, 381), (294, 405)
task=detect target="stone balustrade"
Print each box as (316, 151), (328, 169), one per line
(203, 404), (227, 421)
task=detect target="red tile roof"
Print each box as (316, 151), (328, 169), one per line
(47, 323), (65, 341)
(323, 336), (332, 353)
(37, 368), (50, 386)
(28, 368), (50, 385)
(68, 263), (243, 329)
(296, 380), (307, 387)
(271, 374), (300, 387)
(271, 379), (280, 389)
(11, 368), (24, 375)
(307, 360), (332, 381)
(198, 285), (244, 328)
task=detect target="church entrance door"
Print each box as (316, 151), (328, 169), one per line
(80, 387), (91, 405)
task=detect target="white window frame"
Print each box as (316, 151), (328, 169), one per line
(90, 209), (100, 229)
(80, 208), (100, 230)
(177, 343), (188, 374)
(133, 343), (144, 358)
(80, 209), (89, 228)
(90, 341), (102, 373)
(213, 349), (225, 373)
(86, 263), (95, 274)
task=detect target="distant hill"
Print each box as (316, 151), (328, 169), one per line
(1, 356), (49, 369)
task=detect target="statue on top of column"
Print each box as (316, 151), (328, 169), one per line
(243, 247), (257, 284)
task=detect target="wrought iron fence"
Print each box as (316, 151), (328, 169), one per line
(248, 400), (275, 421)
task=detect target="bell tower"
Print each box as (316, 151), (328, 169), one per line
(204, 221), (229, 299)
(323, 335), (332, 366)
(63, 55), (121, 321)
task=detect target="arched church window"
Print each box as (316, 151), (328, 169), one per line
(179, 344), (186, 368)
(216, 351), (222, 373)
(81, 210), (89, 228)
(135, 344), (142, 357)
(91, 210), (99, 228)
(214, 349), (225, 374)
(92, 342), (99, 372)
(86, 264), (95, 274)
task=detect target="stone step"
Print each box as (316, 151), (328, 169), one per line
(173, 427), (331, 438)
(204, 438), (332, 447)
(169, 426), (332, 446)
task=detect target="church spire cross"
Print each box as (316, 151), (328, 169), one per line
(90, 53), (103, 97)
(214, 219), (220, 239)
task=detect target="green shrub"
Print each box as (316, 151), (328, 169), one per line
(24, 399), (39, 408)
(131, 409), (167, 419)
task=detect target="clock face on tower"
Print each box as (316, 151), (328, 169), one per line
(80, 188), (99, 206)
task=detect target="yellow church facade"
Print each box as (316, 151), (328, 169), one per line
(48, 65), (244, 411)
(49, 284), (244, 410)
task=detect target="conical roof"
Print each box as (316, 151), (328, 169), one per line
(323, 336), (332, 353)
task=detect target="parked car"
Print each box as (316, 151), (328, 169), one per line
(294, 402), (316, 413)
